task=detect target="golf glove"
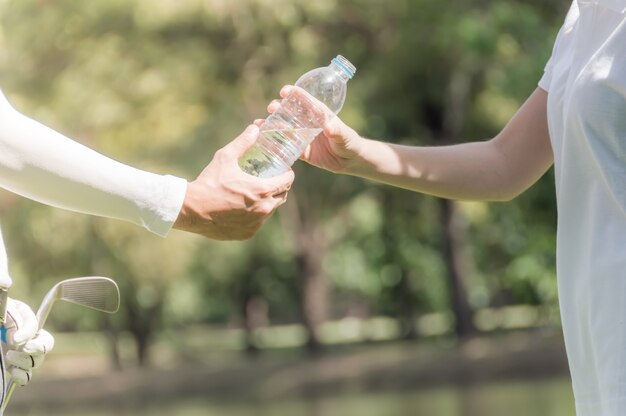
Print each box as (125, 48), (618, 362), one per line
(2, 298), (54, 386)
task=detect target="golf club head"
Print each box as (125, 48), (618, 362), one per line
(58, 276), (120, 312)
(36, 276), (120, 329)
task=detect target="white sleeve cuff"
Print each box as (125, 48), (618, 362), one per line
(144, 175), (188, 237)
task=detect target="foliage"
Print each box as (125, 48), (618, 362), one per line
(0, 0), (568, 362)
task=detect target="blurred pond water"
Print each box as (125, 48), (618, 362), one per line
(26, 377), (574, 416)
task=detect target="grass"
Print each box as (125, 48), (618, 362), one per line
(13, 328), (572, 416)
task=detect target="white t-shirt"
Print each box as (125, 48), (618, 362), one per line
(539, 1), (626, 414)
(0, 90), (187, 287)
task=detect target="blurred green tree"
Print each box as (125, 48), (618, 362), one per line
(0, 0), (566, 363)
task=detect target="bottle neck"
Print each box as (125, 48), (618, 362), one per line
(330, 63), (352, 82)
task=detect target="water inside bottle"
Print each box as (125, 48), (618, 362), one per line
(238, 143), (286, 178)
(239, 127), (322, 178)
(261, 127), (323, 160)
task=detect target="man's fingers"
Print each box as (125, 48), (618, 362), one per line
(9, 367), (32, 386)
(253, 119), (265, 127)
(6, 350), (44, 370)
(263, 170), (294, 197)
(272, 191), (289, 208)
(21, 329), (54, 355)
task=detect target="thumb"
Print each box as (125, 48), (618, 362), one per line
(323, 117), (350, 143)
(223, 125), (260, 157)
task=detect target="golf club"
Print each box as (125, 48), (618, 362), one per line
(1, 276), (120, 412)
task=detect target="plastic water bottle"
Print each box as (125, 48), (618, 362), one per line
(239, 55), (356, 177)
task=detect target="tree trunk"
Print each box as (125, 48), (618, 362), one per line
(123, 282), (164, 367)
(241, 295), (269, 356)
(295, 247), (327, 354)
(279, 195), (328, 355)
(393, 269), (418, 340)
(135, 329), (150, 367)
(241, 297), (259, 355)
(437, 67), (477, 339)
(86, 225), (124, 370)
(132, 301), (164, 367)
(440, 198), (475, 338)
(380, 188), (419, 341)
(104, 318), (123, 371)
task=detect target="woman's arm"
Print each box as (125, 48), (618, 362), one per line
(273, 86), (552, 201)
(344, 88), (552, 200)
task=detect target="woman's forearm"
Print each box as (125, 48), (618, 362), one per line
(349, 139), (517, 201)
(343, 88), (553, 201)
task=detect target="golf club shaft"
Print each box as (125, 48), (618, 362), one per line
(0, 286), (8, 415)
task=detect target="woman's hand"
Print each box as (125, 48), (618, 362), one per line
(263, 86), (367, 174)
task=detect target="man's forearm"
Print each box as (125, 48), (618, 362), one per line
(0, 100), (186, 236)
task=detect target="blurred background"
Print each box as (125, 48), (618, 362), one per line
(0, 0), (573, 415)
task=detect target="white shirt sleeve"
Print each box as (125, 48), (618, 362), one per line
(538, 0), (579, 92)
(538, 27), (565, 92)
(0, 90), (188, 237)
(538, 55), (555, 92)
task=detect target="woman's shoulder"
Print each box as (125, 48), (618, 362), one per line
(583, 0), (626, 14)
(563, 1), (580, 34)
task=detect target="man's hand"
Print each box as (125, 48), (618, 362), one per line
(3, 298), (54, 386)
(265, 86), (367, 174)
(173, 125), (294, 240)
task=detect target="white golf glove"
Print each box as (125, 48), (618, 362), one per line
(2, 298), (54, 386)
